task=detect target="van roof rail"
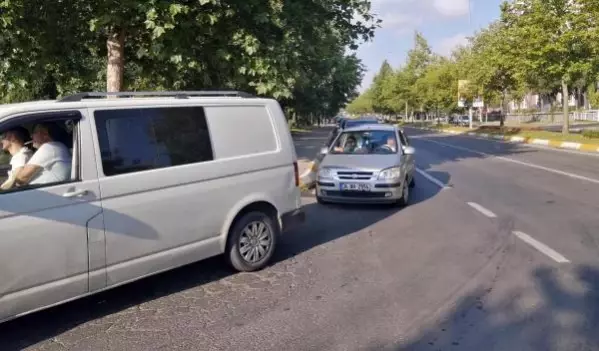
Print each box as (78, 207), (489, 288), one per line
(58, 90), (255, 102)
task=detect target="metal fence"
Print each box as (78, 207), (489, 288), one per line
(505, 110), (599, 124)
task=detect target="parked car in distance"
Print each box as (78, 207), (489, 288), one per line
(452, 115), (470, 126)
(316, 124), (415, 206)
(0, 90), (305, 324)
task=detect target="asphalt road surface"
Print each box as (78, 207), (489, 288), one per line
(1, 127), (599, 351)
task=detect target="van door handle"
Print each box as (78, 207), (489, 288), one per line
(63, 189), (88, 198)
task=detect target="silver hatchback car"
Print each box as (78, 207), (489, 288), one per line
(316, 124), (415, 205)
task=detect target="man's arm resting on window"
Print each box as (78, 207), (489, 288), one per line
(14, 164), (42, 185)
(0, 166), (24, 190)
(0, 176), (15, 190)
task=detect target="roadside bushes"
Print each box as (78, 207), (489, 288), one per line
(582, 129), (599, 139)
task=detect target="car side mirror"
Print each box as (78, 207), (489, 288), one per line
(403, 146), (415, 155)
(320, 147), (329, 155)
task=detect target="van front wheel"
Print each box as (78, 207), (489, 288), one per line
(226, 212), (278, 272)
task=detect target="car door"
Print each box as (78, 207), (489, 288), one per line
(91, 106), (220, 287)
(0, 111), (102, 322)
(398, 130), (415, 178)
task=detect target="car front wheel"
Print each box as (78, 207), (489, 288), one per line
(396, 178), (410, 207)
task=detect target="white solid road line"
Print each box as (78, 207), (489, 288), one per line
(512, 231), (571, 264)
(415, 167), (451, 190)
(467, 202), (497, 218)
(418, 137), (599, 185)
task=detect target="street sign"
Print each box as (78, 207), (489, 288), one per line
(473, 98), (484, 108)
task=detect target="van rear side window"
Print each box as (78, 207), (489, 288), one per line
(95, 107), (213, 176)
(205, 106), (277, 159)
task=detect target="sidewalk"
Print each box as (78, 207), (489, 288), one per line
(292, 126), (332, 187)
(413, 125), (599, 154)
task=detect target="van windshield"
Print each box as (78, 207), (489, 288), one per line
(331, 130), (398, 155)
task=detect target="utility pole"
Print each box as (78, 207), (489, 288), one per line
(468, 0), (473, 130)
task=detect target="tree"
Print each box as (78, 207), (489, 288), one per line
(0, 0), (379, 125)
(466, 21), (521, 126)
(346, 89), (374, 114)
(398, 32), (433, 119)
(414, 57), (460, 116)
(501, 0), (599, 134)
(370, 60), (394, 114)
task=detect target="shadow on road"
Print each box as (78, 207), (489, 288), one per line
(367, 265), (599, 350)
(406, 128), (538, 184)
(0, 166), (445, 350)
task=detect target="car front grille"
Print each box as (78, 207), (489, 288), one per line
(336, 171), (374, 180)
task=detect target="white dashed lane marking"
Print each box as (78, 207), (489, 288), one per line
(512, 231), (571, 264)
(467, 202), (497, 218)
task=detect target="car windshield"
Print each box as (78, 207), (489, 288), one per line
(331, 130), (398, 155)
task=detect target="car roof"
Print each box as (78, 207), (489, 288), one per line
(343, 123), (397, 132)
(0, 95), (276, 121)
(343, 118), (378, 124)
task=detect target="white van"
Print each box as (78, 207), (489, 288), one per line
(0, 91), (305, 323)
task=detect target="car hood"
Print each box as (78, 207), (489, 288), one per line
(320, 154), (400, 171)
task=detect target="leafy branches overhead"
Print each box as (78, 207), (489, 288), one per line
(0, 0), (379, 121)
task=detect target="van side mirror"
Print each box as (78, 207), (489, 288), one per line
(403, 146), (415, 155)
(320, 147), (329, 155)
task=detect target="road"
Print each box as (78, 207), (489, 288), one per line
(1, 127), (599, 350)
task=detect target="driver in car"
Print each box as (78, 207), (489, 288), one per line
(385, 136), (397, 152)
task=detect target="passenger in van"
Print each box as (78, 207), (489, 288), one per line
(0, 127), (33, 190)
(14, 122), (71, 187)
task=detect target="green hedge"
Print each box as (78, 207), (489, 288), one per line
(582, 129), (599, 139)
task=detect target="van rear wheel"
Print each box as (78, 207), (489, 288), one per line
(226, 211), (278, 272)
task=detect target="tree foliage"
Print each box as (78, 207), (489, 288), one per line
(347, 0), (599, 134)
(500, 0), (599, 133)
(0, 0), (379, 123)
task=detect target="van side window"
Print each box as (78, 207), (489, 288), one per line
(0, 118), (79, 193)
(95, 107), (214, 176)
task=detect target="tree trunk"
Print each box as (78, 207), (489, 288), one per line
(106, 29), (125, 93)
(561, 79), (570, 134)
(500, 91), (506, 127)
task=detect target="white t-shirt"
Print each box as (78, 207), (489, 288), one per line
(28, 142), (72, 185)
(8, 147), (33, 178)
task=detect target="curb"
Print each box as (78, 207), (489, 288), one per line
(418, 127), (599, 154)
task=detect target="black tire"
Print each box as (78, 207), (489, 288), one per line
(316, 196), (326, 204)
(226, 211), (278, 272)
(395, 178), (410, 207)
(409, 175), (416, 188)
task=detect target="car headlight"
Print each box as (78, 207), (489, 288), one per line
(378, 166), (401, 180)
(318, 167), (333, 179)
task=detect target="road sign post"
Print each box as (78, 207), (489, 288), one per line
(469, 107), (473, 129)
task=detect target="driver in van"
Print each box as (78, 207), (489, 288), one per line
(14, 122), (71, 187)
(0, 127), (33, 190)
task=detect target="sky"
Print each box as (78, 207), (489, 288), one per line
(355, 0), (505, 91)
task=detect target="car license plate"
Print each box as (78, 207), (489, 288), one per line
(341, 183), (370, 191)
